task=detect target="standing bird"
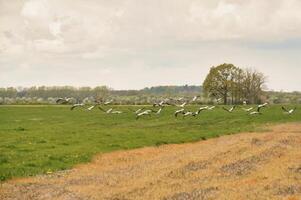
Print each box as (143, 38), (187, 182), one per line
(282, 106), (296, 115)
(70, 103), (85, 110)
(222, 105), (236, 113)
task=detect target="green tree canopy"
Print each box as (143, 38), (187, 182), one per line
(203, 63), (266, 104)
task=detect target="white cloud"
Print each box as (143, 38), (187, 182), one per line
(2, 0), (301, 57)
(21, 0), (51, 19)
(0, 0), (301, 91)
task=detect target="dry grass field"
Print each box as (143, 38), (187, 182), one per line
(1, 123), (301, 200)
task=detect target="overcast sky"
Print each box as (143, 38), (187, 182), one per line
(1, 0), (301, 91)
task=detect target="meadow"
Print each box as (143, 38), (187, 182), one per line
(0, 104), (300, 181)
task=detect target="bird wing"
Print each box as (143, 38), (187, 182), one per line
(174, 109), (184, 117)
(282, 106), (288, 112)
(136, 108), (145, 113)
(230, 106), (235, 112)
(87, 105), (95, 110)
(106, 108), (113, 113)
(104, 100), (112, 105)
(180, 102), (187, 107)
(222, 107), (229, 112)
(56, 98), (65, 104)
(98, 107), (106, 112)
(257, 106), (262, 112)
(156, 108), (162, 114)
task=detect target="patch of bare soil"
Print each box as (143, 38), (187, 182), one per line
(1, 123), (301, 200)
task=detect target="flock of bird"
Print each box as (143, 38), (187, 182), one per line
(56, 96), (297, 120)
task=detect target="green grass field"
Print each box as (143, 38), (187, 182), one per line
(0, 105), (300, 181)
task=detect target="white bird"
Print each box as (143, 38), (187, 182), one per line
(199, 106), (209, 111)
(99, 107), (122, 114)
(87, 105), (97, 111)
(208, 106), (216, 110)
(87, 105), (95, 111)
(111, 110), (122, 114)
(282, 106), (296, 115)
(129, 107), (145, 114)
(143, 109), (155, 113)
(242, 107), (253, 112)
(153, 101), (163, 107)
(99, 107), (113, 113)
(104, 100), (113, 105)
(257, 103), (268, 112)
(193, 109), (204, 116)
(153, 100), (172, 107)
(249, 111), (262, 115)
(216, 98), (222, 103)
(70, 103), (84, 110)
(56, 97), (71, 104)
(176, 97), (184, 102)
(192, 95), (200, 102)
(243, 100), (247, 105)
(175, 108), (185, 117)
(183, 111), (194, 118)
(106, 108), (113, 113)
(136, 110), (152, 119)
(222, 105), (236, 113)
(177, 102), (187, 108)
(155, 107), (163, 114)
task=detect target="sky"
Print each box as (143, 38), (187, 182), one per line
(1, 0), (301, 91)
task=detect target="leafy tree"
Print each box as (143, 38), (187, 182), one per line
(203, 64), (266, 104)
(203, 63), (239, 104)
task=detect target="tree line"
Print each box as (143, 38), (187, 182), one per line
(0, 63), (300, 105)
(203, 63), (266, 104)
(0, 85), (202, 105)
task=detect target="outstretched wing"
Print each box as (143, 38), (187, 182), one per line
(281, 106), (288, 112)
(257, 106), (264, 112)
(222, 107), (229, 112)
(56, 98), (65, 104)
(98, 106), (106, 112)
